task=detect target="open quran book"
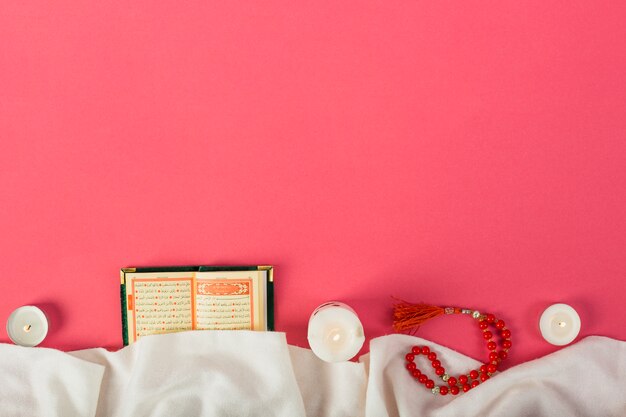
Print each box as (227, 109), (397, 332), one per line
(120, 265), (274, 345)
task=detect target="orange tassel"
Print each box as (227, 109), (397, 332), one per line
(393, 300), (445, 333)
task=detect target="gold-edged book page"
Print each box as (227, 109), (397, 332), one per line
(123, 271), (195, 344)
(194, 270), (267, 331)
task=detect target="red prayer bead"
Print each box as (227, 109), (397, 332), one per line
(487, 341), (497, 350)
(486, 314), (495, 323)
(435, 367), (445, 376)
(425, 380), (435, 389)
(412, 346), (421, 355)
(447, 377), (457, 387)
(405, 353), (415, 362)
(495, 320), (505, 330)
(489, 352), (498, 361)
(503, 340), (512, 349)
(480, 365), (488, 374)
(439, 386), (449, 395)
(406, 362), (416, 371)
(412, 370), (421, 378)
(421, 346), (430, 354)
(462, 384), (471, 392)
(419, 374), (428, 383)
(483, 331), (493, 340)
(487, 364), (497, 374)
(501, 329), (511, 339)
(471, 380), (480, 388)
(458, 375), (468, 385)
(480, 373), (489, 382)
(469, 370), (479, 380)
(427, 352), (437, 361)
(431, 360), (441, 368)
(479, 321), (488, 330)
(450, 385), (460, 395)
(498, 350), (508, 360)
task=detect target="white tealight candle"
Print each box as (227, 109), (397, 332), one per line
(6, 306), (49, 347)
(307, 302), (365, 362)
(539, 303), (581, 346)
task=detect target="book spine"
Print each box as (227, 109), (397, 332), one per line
(267, 278), (275, 331)
(121, 282), (129, 346)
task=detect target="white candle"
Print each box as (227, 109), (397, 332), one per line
(539, 303), (581, 346)
(6, 306), (49, 347)
(307, 302), (365, 362)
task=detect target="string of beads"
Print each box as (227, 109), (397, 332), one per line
(402, 308), (512, 396)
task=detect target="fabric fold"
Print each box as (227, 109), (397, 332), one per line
(69, 331), (307, 417)
(289, 345), (367, 417)
(0, 344), (104, 417)
(364, 334), (626, 417)
(2, 332), (625, 417)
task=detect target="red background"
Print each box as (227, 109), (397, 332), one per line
(1, 1), (625, 366)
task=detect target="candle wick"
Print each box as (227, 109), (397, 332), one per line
(558, 321), (566, 327)
(24, 324), (32, 332)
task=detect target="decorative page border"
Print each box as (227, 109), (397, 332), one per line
(130, 277), (194, 342)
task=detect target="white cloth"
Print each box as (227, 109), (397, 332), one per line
(69, 331), (307, 417)
(0, 344), (103, 417)
(366, 335), (626, 417)
(288, 345), (367, 417)
(0, 332), (624, 417)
